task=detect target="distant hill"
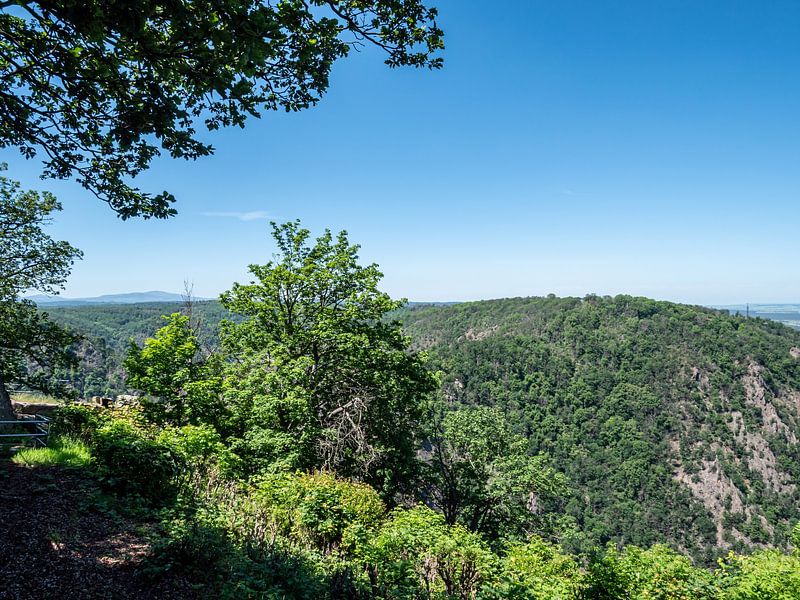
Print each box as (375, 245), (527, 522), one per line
(27, 291), (205, 306)
(39, 295), (800, 563)
(394, 296), (800, 563)
(41, 301), (228, 397)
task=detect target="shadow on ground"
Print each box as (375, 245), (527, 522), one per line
(0, 461), (191, 600)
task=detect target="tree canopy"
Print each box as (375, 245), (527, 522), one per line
(0, 0), (443, 218)
(0, 164), (81, 301)
(424, 406), (568, 544)
(125, 312), (226, 430)
(220, 220), (437, 496)
(0, 167), (81, 418)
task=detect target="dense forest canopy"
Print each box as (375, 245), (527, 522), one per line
(35, 293), (800, 565)
(398, 295), (800, 562)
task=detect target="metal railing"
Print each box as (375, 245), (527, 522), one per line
(0, 414), (51, 449)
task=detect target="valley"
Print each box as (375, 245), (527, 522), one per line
(35, 294), (800, 564)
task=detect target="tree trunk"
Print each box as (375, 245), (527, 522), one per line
(0, 372), (16, 421)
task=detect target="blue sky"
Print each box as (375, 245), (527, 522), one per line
(4, 0), (800, 304)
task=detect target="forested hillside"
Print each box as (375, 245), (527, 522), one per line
(42, 302), (227, 396)
(396, 296), (800, 563)
(40, 295), (800, 563)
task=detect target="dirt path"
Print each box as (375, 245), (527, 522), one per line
(0, 462), (191, 599)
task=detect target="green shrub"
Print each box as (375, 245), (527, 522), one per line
(364, 505), (497, 599)
(156, 423), (237, 476)
(480, 537), (585, 599)
(716, 550), (800, 599)
(146, 512), (232, 583)
(91, 419), (180, 502)
(12, 436), (91, 468)
(148, 482), (340, 600)
(252, 471), (386, 555)
(587, 544), (715, 600)
(50, 404), (106, 442)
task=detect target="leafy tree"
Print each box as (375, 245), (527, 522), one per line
(0, 164), (81, 301)
(220, 221), (437, 496)
(0, 167), (81, 419)
(0, 299), (79, 419)
(424, 406), (568, 544)
(0, 1), (443, 218)
(125, 313), (226, 430)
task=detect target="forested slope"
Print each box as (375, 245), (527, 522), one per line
(42, 302), (226, 396)
(395, 295), (800, 562)
(42, 295), (800, 562)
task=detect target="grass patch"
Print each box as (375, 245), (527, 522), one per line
(12, 436), (92, 468)
(11, 391), (62, 405)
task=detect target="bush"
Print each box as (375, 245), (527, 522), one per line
(50, 404), (107, 442)
(364, 505), (497, 599)
(716, 550), (800, 599)
(480, 537), (585, 599)
(91, 419), (180, 502)
(157, 424), (237, 476)
(252, 471), (386, 555)
(12, 436), (91, 468)
(146, 512), (233, 583)
(587, 544), (714, 600)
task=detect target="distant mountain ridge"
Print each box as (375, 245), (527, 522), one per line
(26, 291), (208, 306)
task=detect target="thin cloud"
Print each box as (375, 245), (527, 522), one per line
(201, 210), (272, 222)
(558, 188), (592, 197)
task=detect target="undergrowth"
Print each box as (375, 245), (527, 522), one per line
(12, 436), (92, 468)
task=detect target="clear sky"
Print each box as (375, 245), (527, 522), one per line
(4, 0), (800, 305)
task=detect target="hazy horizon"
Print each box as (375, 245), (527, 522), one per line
(26, 288), (800, 308)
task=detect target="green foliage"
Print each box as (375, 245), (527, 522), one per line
(396, 295), (800, 561)
(50, 404), (107, 442)
(45, 300), (229, 398)
(0, 167), (82, 417)
(587, 544), (715, 600)
(480, 537), (585, 600)
(716, 550), (800, 600)
(221, 221), (437, 497)
(157, 424), (236, 476)
(425, 406), (569, 544)
(253, 471), (386, 555)
(363, 505), (497, 599)
(11, 436), (91, 468)
(0, 165), (82, 300)
(125, 313), (226, 430)
(91, 419), (179, 502)
(0, 2), (443, 217)
(147, 514), (233, 586)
